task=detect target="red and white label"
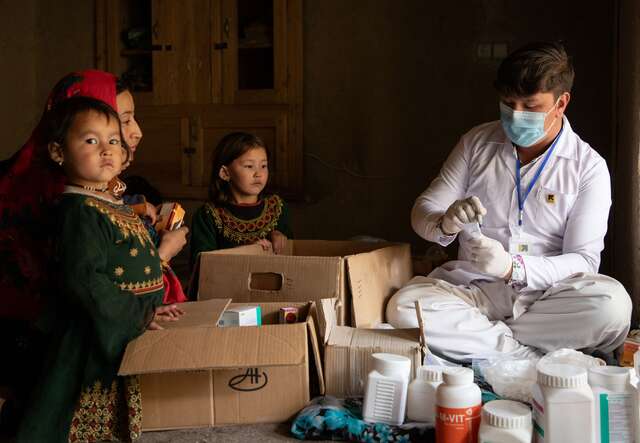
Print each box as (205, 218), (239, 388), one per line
(436, 404), (482, 443)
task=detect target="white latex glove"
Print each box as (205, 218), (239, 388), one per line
(441, 196), (487, 235)
(468, 235), (512, 279)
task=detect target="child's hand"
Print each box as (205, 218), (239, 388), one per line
(147, 304), (186, 330)
(270, 230), (287, 255)
(254, 238), (273, 252)
(157, 227), (189, 262)
(143, 202), (158, 224)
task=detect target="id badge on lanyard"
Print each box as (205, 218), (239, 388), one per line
(509, 224), (530, 254)
(511, 126), (564, 255)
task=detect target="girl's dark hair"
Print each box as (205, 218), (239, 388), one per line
(46, 96), (131, 164)
(494, 41), (575, 99)
(115, 75), (133, 94)
(209, 132), (268, 204)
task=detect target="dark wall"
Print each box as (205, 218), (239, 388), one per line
(0, 0), (95, 160)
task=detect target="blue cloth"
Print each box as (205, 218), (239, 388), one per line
(290, 397), (432, 442)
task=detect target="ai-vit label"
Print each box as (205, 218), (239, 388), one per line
(436, 405), (481, 443)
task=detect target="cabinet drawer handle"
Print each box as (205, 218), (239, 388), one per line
(214, 42), (228, 50)
(152, 20), (160, 40)
(183, 147), (196, 155)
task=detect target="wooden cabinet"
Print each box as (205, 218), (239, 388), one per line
(96, 0), (302, 198)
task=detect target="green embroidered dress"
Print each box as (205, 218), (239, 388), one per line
(17, 191), (164, 443)
(190, 194), (293, 268)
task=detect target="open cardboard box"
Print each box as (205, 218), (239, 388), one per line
(196, 240), (412, 326)
(118, 299), (324, 431)
(317, 243), (424, 397)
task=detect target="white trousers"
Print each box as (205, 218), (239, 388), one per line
(386, 271), (632, 362)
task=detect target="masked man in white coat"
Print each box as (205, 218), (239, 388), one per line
(387, 41), (632, 362)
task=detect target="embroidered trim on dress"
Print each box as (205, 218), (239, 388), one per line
(84, 197), (154, 247)
(117, 276), (164, 295)
(206, 195), (283, 244)
(68, 376), (142, 443)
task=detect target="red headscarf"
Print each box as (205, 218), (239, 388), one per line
(0, 70), (117, 320)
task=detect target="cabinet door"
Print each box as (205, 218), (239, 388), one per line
(220, 0), (291, 104)
(123, 109), (204, 199)
(152, 0), (213, 105)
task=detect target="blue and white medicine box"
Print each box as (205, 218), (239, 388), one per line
(218, 306), (262, 327)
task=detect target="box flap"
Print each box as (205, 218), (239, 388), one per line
(161, 299), (231, 330)
(290, 240), (385, 257)
(119, 307), (308, 375)
(327, 326), (421, 352)
(305, 304), (325, 395)
(318, 298), (338, 344)
(346, 243), (412, 327)
(207, 243), (271, 256)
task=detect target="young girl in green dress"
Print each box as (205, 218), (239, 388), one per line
(17, 97), (183, 443)
(190, 132), (293, 270)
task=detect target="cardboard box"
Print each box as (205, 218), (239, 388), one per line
(118, 299), (324, 430)
(320, 298), (424, 398)
(197, 240), (412, 326)
(316, 241), (423, 398)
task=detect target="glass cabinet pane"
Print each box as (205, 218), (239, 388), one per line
(119, 0), (153, 92)
(237, 0), (274, 90)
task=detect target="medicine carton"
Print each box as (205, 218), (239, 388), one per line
(620, 330), (640, 367)
(219, 306), (262, 327)
(154, 202), (185, 232)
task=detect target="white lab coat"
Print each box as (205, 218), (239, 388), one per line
(411, 116), (611, 291)
(388, 117), (630, 361)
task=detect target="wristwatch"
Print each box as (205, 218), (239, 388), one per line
(436, 218), (456, 237)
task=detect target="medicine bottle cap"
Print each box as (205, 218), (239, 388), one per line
(537, 363), (588, 388)
(370, 353), (411, 378)
(588, 366), (631, 388)
(482, 400), (531, 429)
(442, 367), (474, 385)
(417, 365), (443, 383)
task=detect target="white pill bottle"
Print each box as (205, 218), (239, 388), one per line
(478, 400), (532, 443)
(406, 365), (443, 423)
(362, 353), (411, 425)
(531, 363), (594, 443)
(436, 367), (482, 443)
(588, 366), (635, 443)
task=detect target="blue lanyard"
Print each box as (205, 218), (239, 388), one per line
(515, 126), (564, 226)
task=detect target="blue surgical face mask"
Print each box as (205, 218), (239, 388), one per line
(499, 99), (559, 148)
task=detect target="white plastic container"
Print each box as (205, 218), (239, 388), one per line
(436, 367), (482, 443)
(589, 366), (635, 443)
(478, 400), (532, 443)
(531, 363), (594, 443)
(406, 365), (443, 423)
(362, 353), (411, 425)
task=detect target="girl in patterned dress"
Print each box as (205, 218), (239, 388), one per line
(190, 132), (293, 274)
(16, 97), (184, 443)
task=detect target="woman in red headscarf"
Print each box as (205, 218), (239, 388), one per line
(0, 70), (187, 431)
